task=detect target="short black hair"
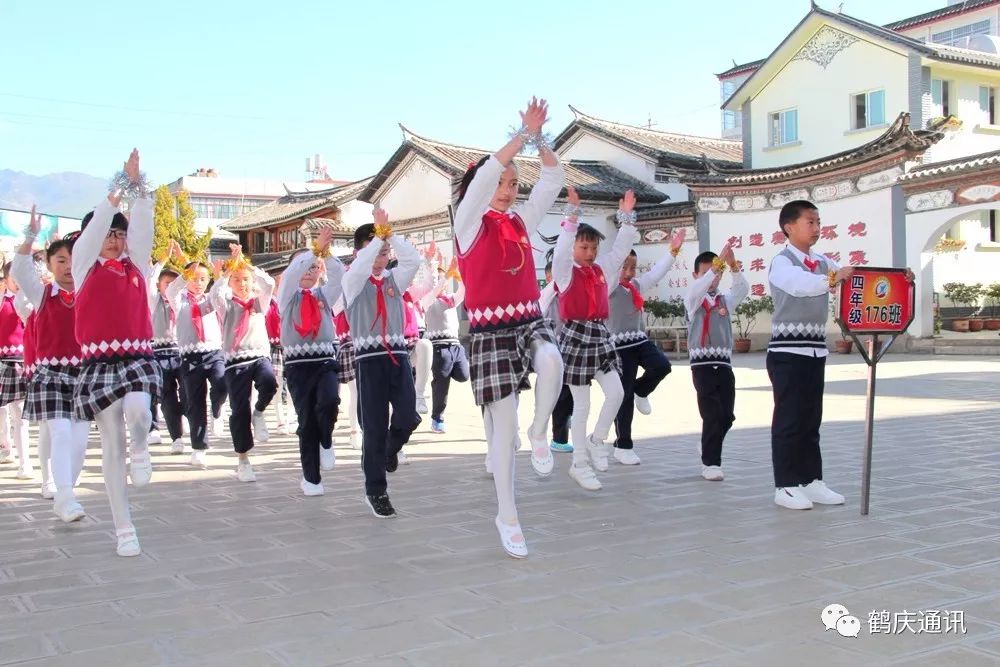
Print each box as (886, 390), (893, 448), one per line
(184, 260), (212, 274)
(81, 209), (128, 233)
(46, 238), (75, 260)
(544, 260), (553, 274)
(1, 262), (11, 280)
(158, 268), (179, 281)
(694, 251), (718, 274)
(575, 223), (605, 243)
(628, 249), (637, 258)
(387, 258), (399, 270)
(354, 223), (376, 250)
(778, 200), (818, 237)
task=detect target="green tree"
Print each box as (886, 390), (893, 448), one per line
(152, 185), (178, 263)
(175, 190), (212, 263)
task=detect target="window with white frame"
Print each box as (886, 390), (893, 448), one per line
(979, 86), (996, 124)
(768, 109), (798, 146)
(932, 20), (990, 46)
(931, 79), (951, 117)
(852, 89), (886, 129)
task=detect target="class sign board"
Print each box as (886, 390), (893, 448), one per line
(838, 267), (915, 335)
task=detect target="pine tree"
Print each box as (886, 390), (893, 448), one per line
(152, 185), (178, 264)
(174, 190), (212, 263)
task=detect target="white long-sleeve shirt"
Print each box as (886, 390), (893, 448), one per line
(72, 197), (154, 291)
(553, 220), (639, 296)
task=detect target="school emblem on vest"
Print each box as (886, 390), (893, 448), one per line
(387, 287), (396, 298)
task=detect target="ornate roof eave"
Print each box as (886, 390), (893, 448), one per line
(221, 177), (372, 233)
(679, 113), (942, 191)
(634, 201), (697, 224)
(898, 148), (1000, 190)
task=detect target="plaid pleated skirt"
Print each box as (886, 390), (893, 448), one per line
(468, 318), (557, 406)
(73, 357), (162, 422)
(337, 338), (356, 383)
(558, 320), (621, 386)
(270, 343), (284, 375)
(0, 360), (27, 406)
(24, 364), (81, 421)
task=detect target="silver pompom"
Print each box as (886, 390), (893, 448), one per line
(109, 170), (151, 205)
(616, 210), (638, 226)
(507, 125), (554, 155)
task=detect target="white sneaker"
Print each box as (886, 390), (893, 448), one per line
(252, 411), (270, 443)
(211, 415), (225, 439)
(397, 450), (409, 465)
(129, 450), (152, 487)
(300, 478), (324, 496)
(116, 528), (141, 557)
(350, 430), (362, 450)
(587, 435), (610, 472)
(569, 462), (602, 491)
(237, 460), (256, 483)
(189, 450), (208, 470)
(635, 395), (652, 415)
(702, 465), (724, 481)
(775, 486), (813, 510)
(16, 463), (35, 480)
(277, 422), (291, 435)
(182, 420), (190, 437)
(147, 430), (162, 445)
(528, 434), (554, 477)
(54, 498), (86, 523)
(415, 396), (428, 414)
(40, 481), (56, 499)
(170, 439), (185, 455)
(484, 452), (493, 477)
(320, 446), (335, 471)
(614, 448), (641, 466)
(801, 480), (845, 505)
(0, 447), (13, 464)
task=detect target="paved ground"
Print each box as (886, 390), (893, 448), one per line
(1, 353), (999, 666)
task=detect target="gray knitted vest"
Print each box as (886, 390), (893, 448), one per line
(768, 248), (829, 352)
(151, 296), (177, 351)
(607, 280), (647, 350)
(176, 293), (222, 355)
(687, 294), (734, 367)
(280, 288), (337, 364)
(220, 297), (270, 366)
(346, 273), (407, 362)
(424, 295), (460, 345)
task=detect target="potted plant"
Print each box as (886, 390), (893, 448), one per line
(942, 282), (982, 332)
(984, 283), (1000, 331)
(732, 295), (774, 353)
(643, 297), (685, 351)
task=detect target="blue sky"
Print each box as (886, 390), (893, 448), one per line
(0, 0), (943, 185)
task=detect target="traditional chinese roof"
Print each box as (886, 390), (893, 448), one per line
(716, 58), (766, 78)
(392, 209), (451, 230)
(553, 107), (743, 168)
(725, 6), (1000, 111)
(252, 249), (354, 275)
(360, 127), (666, 205)
(300, 217), (357, 234)
(635, 201), (696, 223)
(898, 147), (1000, 182)
(884, 0), (1000, 31)
(680, 113), (942, 187)
(221, 177), (373, 232)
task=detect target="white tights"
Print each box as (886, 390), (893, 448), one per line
(48, 418), (90, 495)
(412, 339), (432, 400)
(3, 401), (29, 467)
(569, 371), (625, 466)
(94, 392), (151, 531)
(37, 422), (51, 488)
(485, 339), (564, 525)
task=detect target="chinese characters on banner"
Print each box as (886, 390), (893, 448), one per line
(837, 268), (914, 334)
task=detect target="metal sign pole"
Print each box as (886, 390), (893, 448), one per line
(860, 334), (878, 516)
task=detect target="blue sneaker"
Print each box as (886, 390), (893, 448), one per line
(431, 419), (446, 434)
(550, 440), (573, 453)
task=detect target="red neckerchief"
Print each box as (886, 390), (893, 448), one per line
(437, 294), (455, 308)
(295, 289), (321, 340)
(187, 291), (205, 342)
(620, 280), (643, 311)
(369, 276), (399, 365)
(802, 256), (819, 272)
(104, 258), (125, 274)
(483, 209), (527, 273)
(162, 296), (176, 328)
(58, 289), (75, 308)
(579, 265), (598, 317)
(700, 294), (723, 346)
(231, 296), (256, 351)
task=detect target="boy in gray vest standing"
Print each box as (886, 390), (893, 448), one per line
(685, 244), (747, 481)
(343, 209), (423, 518)
(768, 200), (854, 510)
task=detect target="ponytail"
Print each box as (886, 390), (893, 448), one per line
(454, 155), (491, 209)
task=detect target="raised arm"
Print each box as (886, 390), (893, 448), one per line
(71, 197), (117, 290)
(635, 227), (686, 294)
(166, 269), (189, 313)
(278, 251), (313, 313)
(452, 279), (466, 308)
(11, 207), (45, 309)
(539, 281), (557, 315)
(320, 256), (345, 307)
(389, 231), (423, 292)
(725, 267), (750, 311)
(14, 290), (32, 324)
(516, 154), (564, 233)
(596, 192), (640, 293)
(128, 196), (154, 280)
(684, 267), (720, 317)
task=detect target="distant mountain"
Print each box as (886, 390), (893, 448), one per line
(0, 170), (108, 218)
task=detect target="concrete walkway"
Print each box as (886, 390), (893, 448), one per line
(1, 354), (998, 666)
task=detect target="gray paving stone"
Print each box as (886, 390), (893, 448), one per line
(1, 354), (998, 664)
